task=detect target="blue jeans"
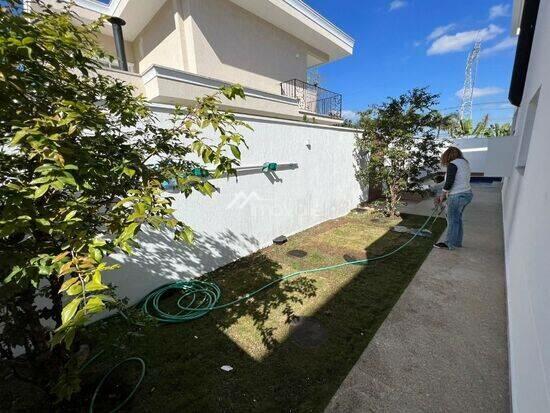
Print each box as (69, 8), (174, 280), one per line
(446, 190), (473, 249)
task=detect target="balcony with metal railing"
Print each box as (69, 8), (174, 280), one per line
(281, 79), (343, 119)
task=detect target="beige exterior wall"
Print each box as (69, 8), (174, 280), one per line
(97, 33), (136, 69)
(98, 68), (145, 95)
(188, 0), (327, 95)
(79, 0), (330, 95)
(143, 66), (302, 121)
(131, 1), (184, 73)
(43, 0), (344, 124)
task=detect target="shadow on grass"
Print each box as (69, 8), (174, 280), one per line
(3, 213), (445, 413)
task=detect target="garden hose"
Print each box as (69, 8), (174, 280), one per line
(91, 205), (444, 412)
(141, 204), (445, 323)
(88, 357), (146, 413)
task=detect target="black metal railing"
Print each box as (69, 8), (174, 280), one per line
(281, 79), (342, 119)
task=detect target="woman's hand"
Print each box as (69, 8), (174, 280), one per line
(435, 193), (448, 205)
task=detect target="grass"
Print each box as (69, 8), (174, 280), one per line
(3, 212), (445, 412)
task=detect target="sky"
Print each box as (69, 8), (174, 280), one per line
(304, 0), (517, 124)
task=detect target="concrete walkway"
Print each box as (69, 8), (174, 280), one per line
(325, 184), (509, 412)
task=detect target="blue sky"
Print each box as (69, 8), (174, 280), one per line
(305, 0), (517, 124)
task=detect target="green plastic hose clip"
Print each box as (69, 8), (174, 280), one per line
(191, 167), (210, 178)
(262, 162), (278, 172)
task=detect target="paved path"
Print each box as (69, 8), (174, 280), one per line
(325, 184), (510, 413)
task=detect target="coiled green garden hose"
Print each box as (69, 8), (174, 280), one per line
(141, 205), (444, 323)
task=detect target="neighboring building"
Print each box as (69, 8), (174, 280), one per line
(502, 0), (550, 411)
(42, 0), (354, 125)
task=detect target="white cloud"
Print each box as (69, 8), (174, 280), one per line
(427, 24), (504, 55)
(455, 86), (505, 99)
(389, 0), (407, 11)
(342, 110), (360, 123)
(427, 24), (456, 41)
(480, 37), (517, 56)
(489, 4), (511, 19)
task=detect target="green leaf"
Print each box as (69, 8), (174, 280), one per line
(200, 181), (215, 197)
(89, 246), (102, 263)
(92, 267), (103, 284)
(11, 130), (27, 145)
(202, 147), (212, 163)
(34, 164), (56, 173)
(5, 266), (23, 283)
(66, 282), (83, 296)
(58, 173), (77, 187)
(34, 184), (50, 199)
(84, 296), (106, 314)
(35, 218), (51, 227)
(92, 239), (107, 247)
(30, 176), (52, 185)
(177, 226), (194, 244)
(230, 145), (241, 159)
(64, 210), (77, 221)
(59, 277), (79, 293)
(85, 281), (108, 292)
(123, 167), (135, 177)
(118, 222), (140, 243)
(61, 298), (82, 325)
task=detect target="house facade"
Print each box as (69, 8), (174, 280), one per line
(44, 0), (354, 125)
(502, 0), (550, 411)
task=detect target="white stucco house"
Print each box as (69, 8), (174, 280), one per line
(501, 0), (550, 411)
(457, 1), (550, 409)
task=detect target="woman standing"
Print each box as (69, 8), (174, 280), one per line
(434, 147), (473, 250)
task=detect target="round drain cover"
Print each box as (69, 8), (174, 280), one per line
(289, 316), (327, 348)
(287, 249), (307, 258)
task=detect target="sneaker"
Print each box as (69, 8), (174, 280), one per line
(433, 242), (450, 249)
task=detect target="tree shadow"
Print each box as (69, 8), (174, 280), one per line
(106, 228), (262, 305)
(205, 252), (317, 350)
(104, 225), (317, 353)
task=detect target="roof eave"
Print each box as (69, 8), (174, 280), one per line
(511, 0), (525, 35)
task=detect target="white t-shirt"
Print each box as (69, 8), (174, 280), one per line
(444, 158), (471, 195)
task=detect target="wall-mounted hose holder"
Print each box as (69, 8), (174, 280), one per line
(161, 162), (299, 190)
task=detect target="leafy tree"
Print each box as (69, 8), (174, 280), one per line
(443, 113), (512, 138)
(0, 0), (249, 398)
(342, 118), (357, 128)
(433, 112), (457, 138)
(483, 122), (512, 137)
(446, 113), (490, 138)
(355, 88), (446, 216)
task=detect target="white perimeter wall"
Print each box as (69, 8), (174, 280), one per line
(501, 1), (550, 411)
(107, 114), (363, 303)
(453, 137), (518, 177)
(453, 138), (489, 174)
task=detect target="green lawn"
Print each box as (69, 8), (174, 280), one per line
(4, 212), (445, 412)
